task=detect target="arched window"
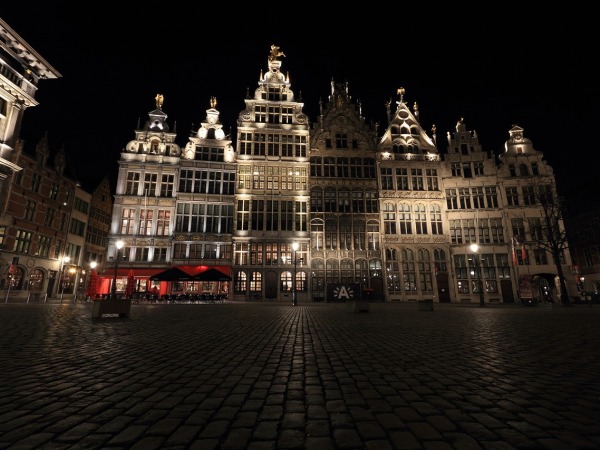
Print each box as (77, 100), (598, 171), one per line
(249, 271), (262, 293)
(311, 259), (325, 293)
(519, 164), (529, 176)
(386, 248), (401, 293)
(3, 266), (24, 290)
(310, 218), (325, 250)
(29, 269), (45, 290)
(281, 271), (292, 291)
(326, 259), (340, 284)
(234, 271), (247, 293)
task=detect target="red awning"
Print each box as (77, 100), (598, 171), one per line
(99, 266), (231, 278)
(99, 268), (164, 277)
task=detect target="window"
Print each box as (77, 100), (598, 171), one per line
(49, 183), (59, 200)
(485, 186), (499, 208)
(411, 168), (424, 190)
(468, 187), (483, 209)
(446, 189), (458, 209)
(135, 247), (150, 262)
(249, 271), (262, 292)
(311, 220), (324, 250)
(367, 222), (379, 250)
(36, 235), (52, 257)
(29, 269), (44, 290)
(31, 173), (42, 193)
(126, 172), (140, 195)
(236, 200), (250, 231)
(414, 203), (427, 235)
(234, 271), (247, 293)
(144, 173), (157, 196)
(383, 203), (396, 234)
(139, 209), (153, 235)
(459, 188), (471, 209)
(430, 204), (443, 235)
(353, 220), (365, 250)
(340, 221), (352, 250)
(522, 185), (536, 205)
(153, 247), (167, 262)
(247, 242), (262, 265)
(519, 164), (529, 176)
(352, 191), (365, 213)
(398, 203), (412, 234)
(402, 248), (417, 293)
(365, 190), (378, 213)
(450, 220), (463, 245)
(25, 200), (36, 221)
(255, 105), (267, 122)
(160, 174), (174, 197)
(13, 230), (33, 253)
(335, 133), (348, 149)
(325, 220), (338, 250)
(381, 167), (393, 190)
(69, 218), (86, 236)
(120, 208), (136, 234)
(74, 197), (89, 214)
(426, 169), (438, 191)
(451, 163), (461, 177)
(506, 187), (519, 206)
(386, 248), (401, 293)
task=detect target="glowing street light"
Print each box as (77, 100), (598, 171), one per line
(470, 243), (485, 307)
(292, 242), (299, 306)
(111, 240), (124, 300)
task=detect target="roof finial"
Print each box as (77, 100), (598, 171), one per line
(210, 96), (217, 109)
(397, 87), (405, 104)
(268, 44), (286, 62)
(155, 93), (164, 109)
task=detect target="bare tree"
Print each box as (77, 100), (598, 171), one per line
(524, 181), (571, 305)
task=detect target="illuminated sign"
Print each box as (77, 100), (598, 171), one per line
(326, 283), (361, 302)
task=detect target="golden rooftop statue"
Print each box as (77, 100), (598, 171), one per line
(210, 96), (217, 108)
(155, 93), (164, 108)
(268, 44), (286, 62)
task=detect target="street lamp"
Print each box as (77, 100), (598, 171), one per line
(59, 256), (70, 301)
(292, 242), (299, 306)
(470, 243), (485, 307)
(84, 261), (97, 301)
(111, 240), (124, 300)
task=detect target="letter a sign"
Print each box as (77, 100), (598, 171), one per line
(326, 283), (361, 302)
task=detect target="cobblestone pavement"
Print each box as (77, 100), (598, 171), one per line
(1, 301), (599, 449)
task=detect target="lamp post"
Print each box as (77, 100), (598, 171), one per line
(59, 256), (70, 302)
(111, 240), (124, 300)
(470, 243), (485, 307)
(292, 241), (299, 306)
(86, 261), (97, 301)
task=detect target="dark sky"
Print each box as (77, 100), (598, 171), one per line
(3, 6), (598, 196)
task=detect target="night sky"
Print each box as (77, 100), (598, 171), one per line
(3, 6), (598, 198)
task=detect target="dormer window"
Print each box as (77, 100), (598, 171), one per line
(150, 141), (159, 153)
(519, 164), (529, 176)
(531, 163), (539, 176)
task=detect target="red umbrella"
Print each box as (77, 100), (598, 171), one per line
(125, 269), (135, 298)
(86, 269), (99, 299)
